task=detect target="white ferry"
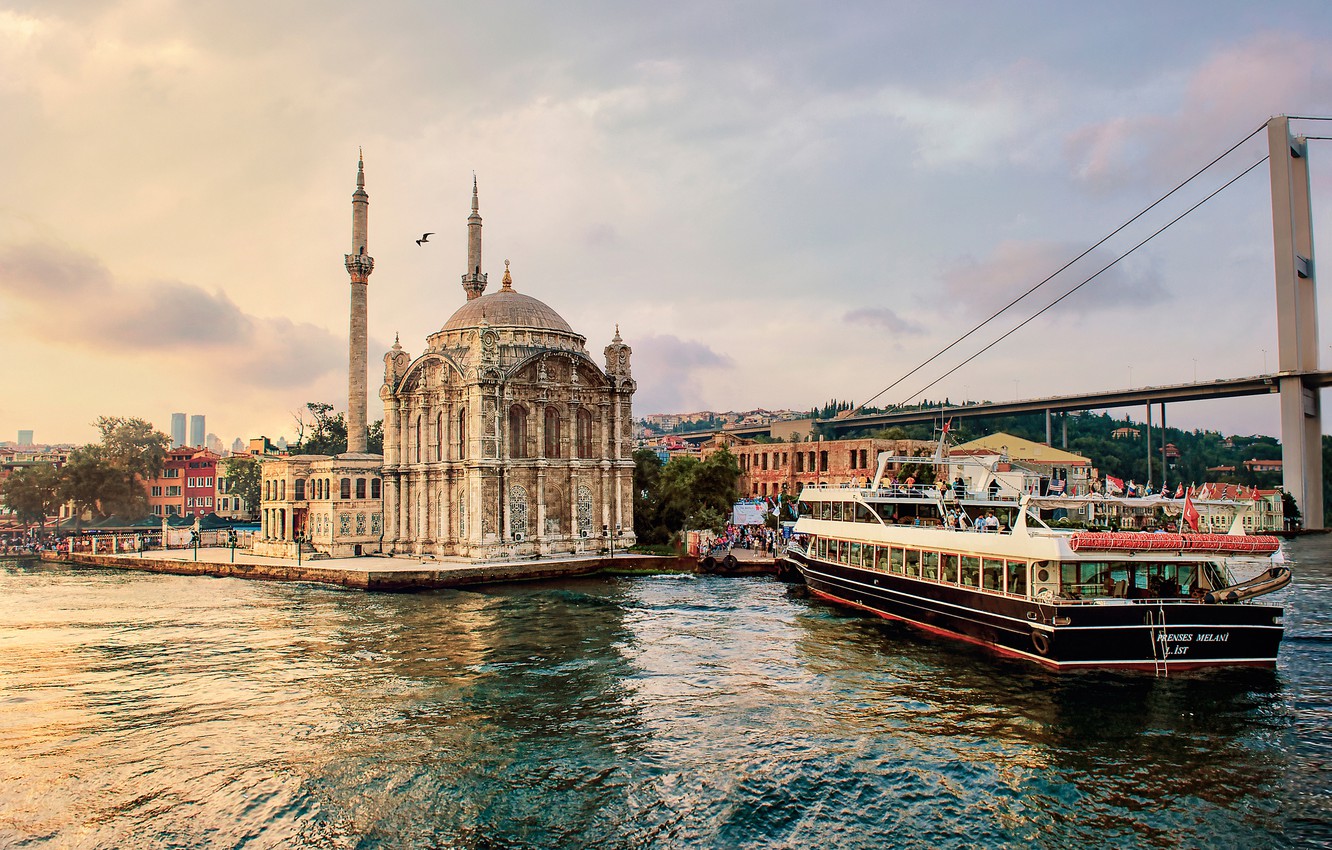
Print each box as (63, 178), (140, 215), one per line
(784, 450), (1290, 672)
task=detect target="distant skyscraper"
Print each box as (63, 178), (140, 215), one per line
(276, 436), (288, 452)
(206, 432), (224, 454)
(189, 415), (205, 448)
(231, 437), (246, 454)
(170, 413), (186, 448)
(17, 430), (33, 446)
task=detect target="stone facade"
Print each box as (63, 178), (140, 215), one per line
(704, 435), (937, 496)
(253, 453), (384, 558)
(378, 183), (635, 559)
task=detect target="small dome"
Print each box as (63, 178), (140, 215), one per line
(441, 288), (574, 333)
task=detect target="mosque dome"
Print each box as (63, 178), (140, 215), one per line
(440, 261), (574, 334)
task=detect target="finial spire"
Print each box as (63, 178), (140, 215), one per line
(472, 173), (479, 212)
(502, 259), (513, 290)
(357, 148), (365, 189)
(613, 323), (622, 342)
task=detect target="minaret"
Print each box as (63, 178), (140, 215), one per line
(462, 175), (488, 301)
(344, 149), (374, 454)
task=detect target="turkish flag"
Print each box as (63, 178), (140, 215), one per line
(1182, 491), (1200, 532)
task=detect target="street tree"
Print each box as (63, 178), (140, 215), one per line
(58, 446), (118, 527)
(94, 416), (170, 481)
(223, 455), (262, 517)
(0, 463), (62, 532)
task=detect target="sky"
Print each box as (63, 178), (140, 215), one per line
(3, 1), (1332, 447)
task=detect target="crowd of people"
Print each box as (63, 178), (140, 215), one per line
(707, 524), (784, 556)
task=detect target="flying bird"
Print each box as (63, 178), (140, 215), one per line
(416, 232), (434, 246)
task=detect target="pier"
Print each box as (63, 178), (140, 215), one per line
(45, 549), (700, 591)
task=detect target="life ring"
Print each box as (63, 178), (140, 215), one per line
(1031, 630), (1051, 656)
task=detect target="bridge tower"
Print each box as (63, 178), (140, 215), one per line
(1268, 116), (1322, 528)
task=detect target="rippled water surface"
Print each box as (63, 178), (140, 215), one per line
(1, 538), (1329, 849)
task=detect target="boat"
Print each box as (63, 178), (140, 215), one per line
(783, 449), (1290, 672)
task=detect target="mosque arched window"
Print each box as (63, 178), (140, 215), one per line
(544, 406), (561, 458)
(509, 405), (529, 459)
(415, 415), (422, 463)
(279, 480), (286, 500)
(356, 478), (366, 499)
(340, 478), (351, 499)
(576, 408), (593, 459)
(371, 478), (381, 499)
(457, 408), (467, 459)
(436, 412), (444, 462)
(294, 479), (305, 501)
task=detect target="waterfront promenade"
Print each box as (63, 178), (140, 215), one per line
(47, 547), (698, 591)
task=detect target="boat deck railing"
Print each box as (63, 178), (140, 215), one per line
(803, 484), (1025, 504)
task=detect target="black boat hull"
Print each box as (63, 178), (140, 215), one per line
(787, 550), (1284, 671)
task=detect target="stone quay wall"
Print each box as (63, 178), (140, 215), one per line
(44, 552), (696, 592)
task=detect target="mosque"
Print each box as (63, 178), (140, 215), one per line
(255, 157), (636, 560)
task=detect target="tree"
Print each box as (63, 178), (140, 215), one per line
(95, 416), (169, 482)
(367, 418), (385, 454)
(652, 448), (741, 535)
(58, 446), (119, 527)
(0, 463), (61, 532)
(223, 455), (262, 517)
(292, 402), (348, 455)
(56, 417), (170, 523)
(632, 448), (668, 544)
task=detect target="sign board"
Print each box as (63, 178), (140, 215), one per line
(731, 502), (768, 526)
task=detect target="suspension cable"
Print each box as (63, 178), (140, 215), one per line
(848, 122), (1269, 417)
(889, 155), (1270, 410)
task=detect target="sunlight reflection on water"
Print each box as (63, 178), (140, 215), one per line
(0, 538), (1327, 849)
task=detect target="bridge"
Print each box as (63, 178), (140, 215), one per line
(683, 117), (1328, 527)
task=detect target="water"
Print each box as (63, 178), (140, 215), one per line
(0, 540), (1329, 850)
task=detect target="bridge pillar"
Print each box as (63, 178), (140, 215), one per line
(1268, 116), (1323, 528)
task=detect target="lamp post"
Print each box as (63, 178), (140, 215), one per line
(297, 532), (304, 566)
(228, 529), (237, 564)
(191, 530), (199, 562)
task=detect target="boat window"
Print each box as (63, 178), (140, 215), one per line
(982, 558), (1004, 591)
(832, 502), (844, 522)
(960, 556), (980, 587)
(874, 504), (895, 521)
(849, 542), (863, 567)
(1176, 563), (1198, 595)
(855, 503), (874, 523)
(874, 546), (889, 571)
(1006, 561), (1027, 596)
(1060, 562), (1082, 598)
(817, 538), (828, 560)
(889, 547), (904, 574)
(819, 502), (831, 520)
(904, 549), (920, 577)
(921, 550), (939, 581)
(940, 553), (958, 583)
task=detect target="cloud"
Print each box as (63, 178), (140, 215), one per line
(0, 240), (111, 296)
(845, 307), (923, 335)
(0, 240), (343, 388)
(628, 333), (734, 413)
(938, 239), (1168, 322)
(1065, 32), (1332, 190)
